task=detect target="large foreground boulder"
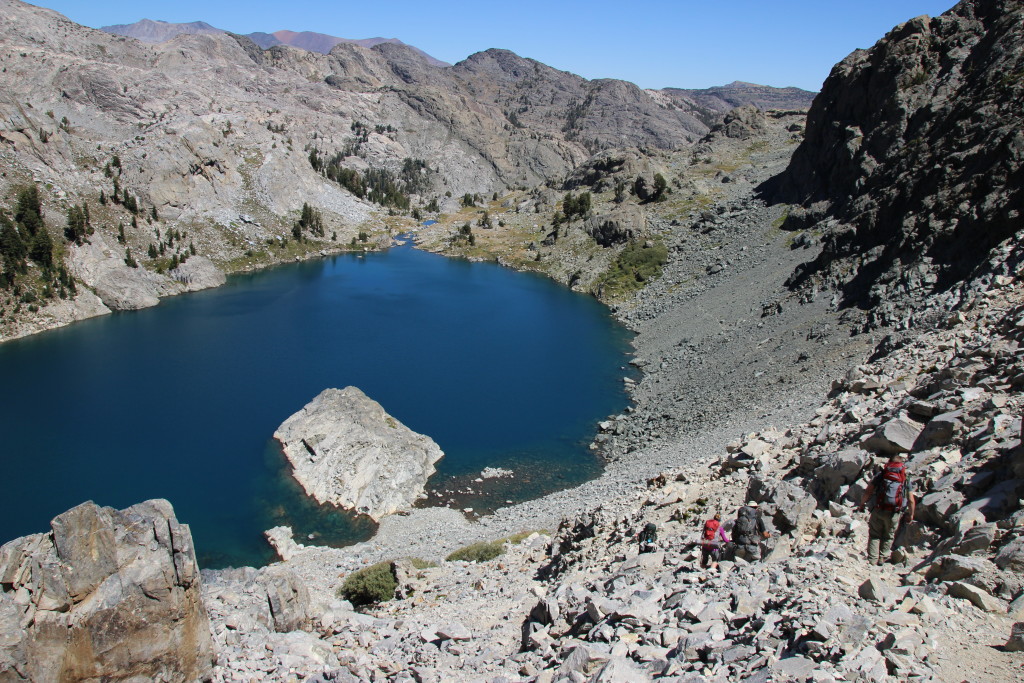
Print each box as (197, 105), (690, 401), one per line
(274, 386), (445, 520)
(0, 499), (213, 682)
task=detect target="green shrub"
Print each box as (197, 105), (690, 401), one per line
(597, 240), (668, 299)
(338, 561), (396, 606)
(446, 540), (505, 563)
(446, 531), (543, 563)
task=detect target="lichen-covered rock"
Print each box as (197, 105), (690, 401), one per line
(274, 387), (444, 520)
(0, 500), (213, 682)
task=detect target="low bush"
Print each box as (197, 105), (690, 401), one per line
(445, 531), (545, 563)
(446, 539), (505, 563)
(338, 561), (396, 606)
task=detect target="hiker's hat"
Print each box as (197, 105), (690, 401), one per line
(746, 501), (759, 507)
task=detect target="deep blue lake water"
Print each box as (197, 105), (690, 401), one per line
(0, 242), (633, 568)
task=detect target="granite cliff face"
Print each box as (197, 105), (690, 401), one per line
(274, 387), (445, 520)
(0, 500), (213, 681)
(767, 0), (1024, 325)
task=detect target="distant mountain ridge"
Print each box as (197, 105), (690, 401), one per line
(99, 19), (449, 66)
(666, 81), (816, 113)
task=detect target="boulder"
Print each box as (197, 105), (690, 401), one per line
(914, 411), (962, 450)
(168, 255), (226, 291)
(0, 500), (213, 682)
(948, 582), (1004, 613)
(814, 449), (869, 498)
(1006, 623), (1024, 652)
(746, 476), (816, 534)
(861, 417), (923, 454)
(924, 555), (994, 583)
(67, 235), (169, 310)
(858, 577), (895, 604)
(953, 523), (998, 555)
(994, 536), (1024, 572)
(263, 568), (311, 633)
(274, 387), (444, 520)
(917, 489), (966, 529)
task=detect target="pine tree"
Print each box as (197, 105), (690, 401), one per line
(14, 186), (43, 236)
(29, 225), (53, 268)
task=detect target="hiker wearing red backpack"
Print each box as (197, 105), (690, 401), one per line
(700, 513), (730, 569)
(858, 453), (917, 566)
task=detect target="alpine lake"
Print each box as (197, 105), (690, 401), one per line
(0, 237), (635, 568)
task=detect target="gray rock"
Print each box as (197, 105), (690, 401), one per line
(914, 410), (962, 450)
(746, 476), (816, 534)
(169, 255), (226, 290)
(954, 523), (998, 555)
(924, 555), (993, 583)
(436, 622), (472, 641)
(994, 535), (1024, 572)
(1009, 594), (1024, 620)
(263, 568), (310, 633)
(0, 500), (213, 682)
(274, 387), (444, 520)
(859, 577), (895, 604)
(861, 417), (923, 454)
(588, 656), (653, 682)
(948, 581), (1004, 613)
(1006, 623), (1024, 652)
(917, 489), (966, 529)
(814, 449), (869, 497)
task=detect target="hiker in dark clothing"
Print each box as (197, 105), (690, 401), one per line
(701, 513), (730, 569)
(859, 453), (916, 565)
(638, 522), (658, 553)
(733, 502), (769, 561)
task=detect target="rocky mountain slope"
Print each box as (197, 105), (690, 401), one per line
(100, 18), (224, 43)
(665, 81), (816, 114)
(2, 0), (1024, 680)
(0, 0), (735, 342)
(101, 19), (450, 66)
(765, 0), (1024, 328)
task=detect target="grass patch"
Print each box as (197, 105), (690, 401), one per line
(446, 539), (506, 563)
(338, 561), (396, 607)
(409, 558), (437, 570)
(445, 531), (544, 563)
(596, 240), (669, 300)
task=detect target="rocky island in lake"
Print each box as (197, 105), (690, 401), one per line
(274, 387), (444, 520)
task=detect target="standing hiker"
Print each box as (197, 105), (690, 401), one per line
(859, 452), (916, 566)
(733, 502), (770, 561)
(701, 513), (730, 569)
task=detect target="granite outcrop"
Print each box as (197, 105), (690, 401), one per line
(274, 387), (445, 521)
(767, 0), (1024, 327)
(0, 499), (213, 682)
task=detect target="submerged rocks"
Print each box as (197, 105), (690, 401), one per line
(0, 499), (213, 682)
(274, 387), (444, 520)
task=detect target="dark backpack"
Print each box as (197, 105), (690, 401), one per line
(703, 519), (720, 542)
(874, 462), (908, 512)
(639, 523), (657, 544)
(734, 508), (756, 540)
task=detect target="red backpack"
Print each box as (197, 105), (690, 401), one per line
(703, 519), (720, 541)
(875, 462), (908, 512)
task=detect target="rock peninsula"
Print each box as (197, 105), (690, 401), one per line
(273, 387), (444, 520)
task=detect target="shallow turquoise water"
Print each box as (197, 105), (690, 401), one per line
(0, 243), (633, 568)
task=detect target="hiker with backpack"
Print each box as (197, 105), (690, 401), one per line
(858, 452), (917, 566)
(732, 502), (770, 562)
(638, 522), (658, 553)
(701, 513), (730, 569)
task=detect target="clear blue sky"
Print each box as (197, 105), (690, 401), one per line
(35, 0), (958, 91)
